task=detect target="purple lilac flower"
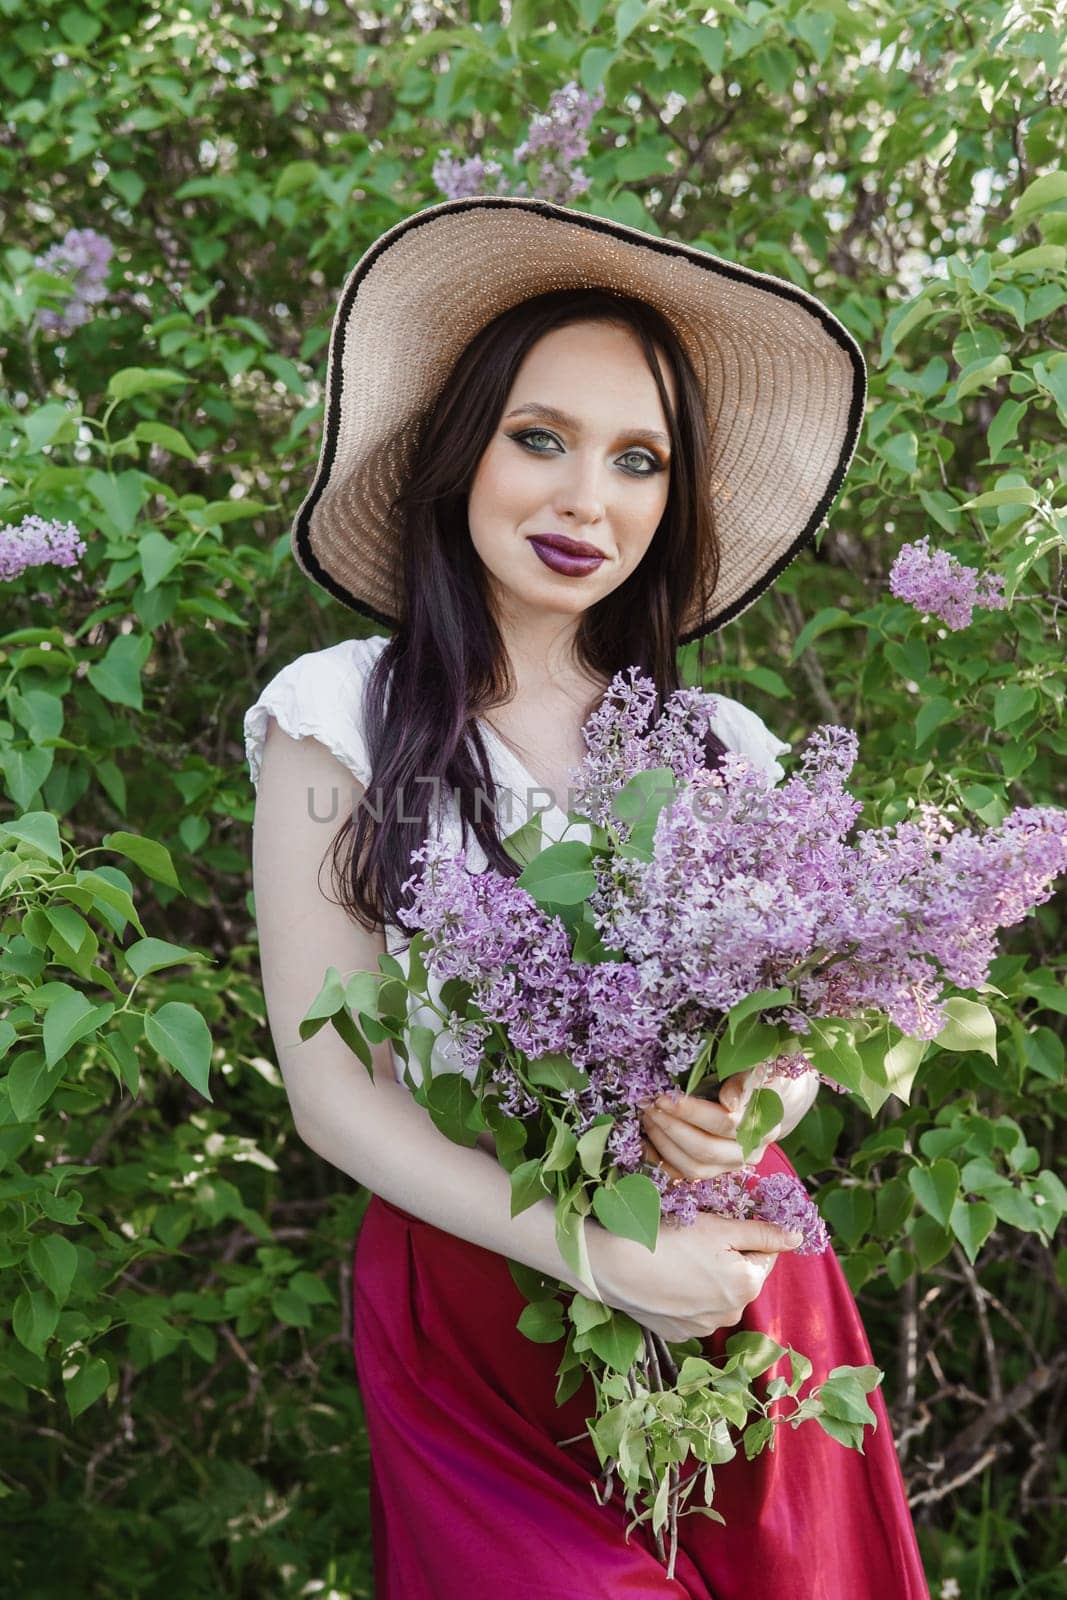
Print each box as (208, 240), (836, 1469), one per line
(32, 227), (113, 336)
(586, 700), (1067, 1042)
(0, 514), (87, 581)
(433, 80), (605, 206)
(567, 666), (720, 830)
(654, 1163), (828, 1253)
(398, 834), (584, 1060)
(513, 80), (606, 204)
(889, 535), (1008, 630)
(431, 152), (508, 200)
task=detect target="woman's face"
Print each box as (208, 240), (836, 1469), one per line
(467, 320), (675, 632)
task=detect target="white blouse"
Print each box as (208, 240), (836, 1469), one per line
(244, 634), (792, 1091)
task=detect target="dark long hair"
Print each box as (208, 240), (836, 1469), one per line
(325, 288), (729, 934)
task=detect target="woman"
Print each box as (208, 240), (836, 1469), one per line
(245, 197), (929, 1598)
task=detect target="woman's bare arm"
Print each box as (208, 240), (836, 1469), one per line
(251, 718), (604, 1300)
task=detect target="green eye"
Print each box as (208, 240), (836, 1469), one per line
(510, 429), (664, 477)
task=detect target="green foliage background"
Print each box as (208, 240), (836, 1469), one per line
(1, 0), (1065, 1593)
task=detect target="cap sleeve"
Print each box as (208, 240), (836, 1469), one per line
(708, 694), (792, 785)
(243, 634), (391, 791)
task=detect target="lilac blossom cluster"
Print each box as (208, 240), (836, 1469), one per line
(651, 1164), (829, 1255)
(0, 514), (87, 582)
(567, 666), (721, 829)
(433, 79), (605, 205)
(395, 668), (1067, 1230)
(32, 227), (113, 336)
(398, 836), (583, 1061)
(512, 80), (606, 203)
(587, 709), (1067, 1042)
(888, 535), (1008, 630)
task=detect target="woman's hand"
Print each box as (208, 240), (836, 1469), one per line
(586, 1207), (806, 1342)
(640, 1066), (820, 1182)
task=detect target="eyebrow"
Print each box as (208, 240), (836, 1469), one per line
(503, 402), (670, 450)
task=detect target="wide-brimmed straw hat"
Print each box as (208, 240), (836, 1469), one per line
(291, 195), (867, 643)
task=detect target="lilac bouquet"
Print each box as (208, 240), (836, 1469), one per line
(302, 669), (1067, 1577)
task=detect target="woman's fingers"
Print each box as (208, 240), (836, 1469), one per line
(654, 1092), (738, 1138)
(643, 1107), (746, 1178)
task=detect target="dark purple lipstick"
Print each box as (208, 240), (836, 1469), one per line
(527, 533), (606, 577)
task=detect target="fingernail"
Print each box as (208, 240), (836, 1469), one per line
(786, 1231), (804, 1246)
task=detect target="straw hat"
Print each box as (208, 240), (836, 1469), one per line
(291, 195), (867, 643)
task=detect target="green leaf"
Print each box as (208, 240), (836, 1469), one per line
(735, 1086), (783, 1161)
(138, 531), (182, 591)
(12, 1287), (58, 1356)
(908, 1160), (959, 1228)
(954, 353), (1011, 400)
(131, 420), (198, 460)
(27, 1233), (78, 1305)
(74, 869), (145, 938)
(993, 684), (1036, 731)
(516, 840), (597, 905)
(144, 1001), (213, 1099)
(124, 938), (203, 979)
(65, 1356), (111, 1419)
(915, 697), (957, 745)
(715, 1017), (784, 1080)
(614, 0), (648, 45)
(86, 633), (152, 711)
(821, 1186), (873, 1248)
(724, 989), (792, 1039)
(789, 607), (854, 662)
(1011, 170), (1067, 231)
(1, 811), (63, 864)
(685, 23), (725, 74)
(101, 830), (180, 888)
(591, 1172), (661, 1250)
(43, 985), (113, 1068)
(611, 766), (678, 832)
(106, 366), (188, 401)
(2, 747), (54, 810)
(931, 997), (997, 1060)
(585, 1311), (645, 1372)
(792, 9), (834, 64)
(500, 811), (544, 868)
(1023, 1026), (1064, 1082)
(526, 1052), (589, 1092)
(7, 1050), (68, 1121)
(949, 1197), (996, 1264)
(509, 1158), (549, 1218)
(879, 430), (918, 476)
(724, 1330), (786, 1378)
(818, 1367), (881, 1426)
(961, 485), (1039, 509)
(517, 1298), (566, 1344)
(576, 1118), (613, 1180)
(985, 400), (1023, 464)
(555, 1199), (600, 1301)
(857, 1025), (927, 1110)
(542, 1117), (578, 1174)
(20, 401), (78, 451)
(85, 468), (146, 535)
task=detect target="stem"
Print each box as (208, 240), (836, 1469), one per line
(641, 1333), (669, 1566)
(643, 1329), (680, 1577)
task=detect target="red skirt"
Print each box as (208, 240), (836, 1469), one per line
(351, 1141), (930, 1599)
